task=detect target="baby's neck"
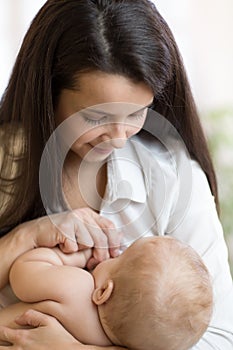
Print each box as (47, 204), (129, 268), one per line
(98, 306), (121, 346)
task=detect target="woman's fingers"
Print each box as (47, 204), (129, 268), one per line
(74, 208), (122, 261)
(0, 310), (54, 346)
(0, 310), (80, 350)
(15, 309), (53, 327)
(29, 208), (122, 263)
(73, 216), (95, 247)
(59, 239), (78, 254)
(74, 210), (110, 261)
(98, 216), (122, 257)
(0, 326), (14, 346)
(30, 215), (78, 253)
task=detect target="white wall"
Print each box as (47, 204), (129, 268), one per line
(0, 0), (233, 112)
(0, 0), (46, 97)
(155, 0), (233, 112)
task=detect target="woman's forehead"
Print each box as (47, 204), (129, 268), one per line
(60, 71), (154, 105)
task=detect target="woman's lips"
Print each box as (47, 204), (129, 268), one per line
(91, 145), (114, 154)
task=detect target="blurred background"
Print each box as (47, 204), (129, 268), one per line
(0, 1), (233, 274)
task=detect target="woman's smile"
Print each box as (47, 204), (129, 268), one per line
(91, 145), (114, 155)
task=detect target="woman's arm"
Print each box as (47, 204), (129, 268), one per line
(0, 225), (36, 290)
(0, 207), (121, 292)
(0, 213), (82, 292)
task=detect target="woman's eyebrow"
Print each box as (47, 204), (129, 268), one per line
(83, 102), (154, 116)
(131, 101), (154, 114)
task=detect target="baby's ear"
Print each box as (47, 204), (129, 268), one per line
(92, 280), (114, 305)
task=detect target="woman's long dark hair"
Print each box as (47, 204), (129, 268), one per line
(0, 0), (219, 234)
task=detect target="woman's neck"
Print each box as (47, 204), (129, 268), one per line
(62, 151), (107, 211)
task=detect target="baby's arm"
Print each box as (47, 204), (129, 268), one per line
(7, 247), (111, 346)
(9, 247), (92, 303)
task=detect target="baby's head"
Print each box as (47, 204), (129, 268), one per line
(92, 236), (213, 350)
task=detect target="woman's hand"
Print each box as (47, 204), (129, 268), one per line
(70, 208), (121, 269)
(0, 208), (120, 289)
(0, 214), (79, 289)
(0, 310), (83, 350)
(0, 310), (127, 350)
(24, 207), (121, 268)
(0, 310), (125, 350)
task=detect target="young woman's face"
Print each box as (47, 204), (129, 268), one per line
(54, 71), (154, 162)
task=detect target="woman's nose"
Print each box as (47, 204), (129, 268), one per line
(109, 137), (127, 149)
(106, 123), (128, 149)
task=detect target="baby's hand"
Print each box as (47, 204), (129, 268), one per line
(52, 247), (92, 268)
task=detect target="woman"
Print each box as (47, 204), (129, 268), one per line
(0, 1), (232, 349)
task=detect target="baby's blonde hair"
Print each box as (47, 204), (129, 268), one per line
(100, 236), (213, 350)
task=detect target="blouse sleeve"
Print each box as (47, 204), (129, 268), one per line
(167, 159), (233, 350)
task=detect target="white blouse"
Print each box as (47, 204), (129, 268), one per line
(98, 131), (233, 350)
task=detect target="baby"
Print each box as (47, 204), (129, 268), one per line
(0, 236), (213, 350)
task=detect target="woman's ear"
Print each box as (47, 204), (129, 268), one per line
(92, 279), (114, 305)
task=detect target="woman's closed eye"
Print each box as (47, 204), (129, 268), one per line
(83, 114), (108, 125)
(129, 102), (155, 118)
(81, 103), (154, 126)
(82, 113), (144, 125)
(127, 112), (146, 120)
